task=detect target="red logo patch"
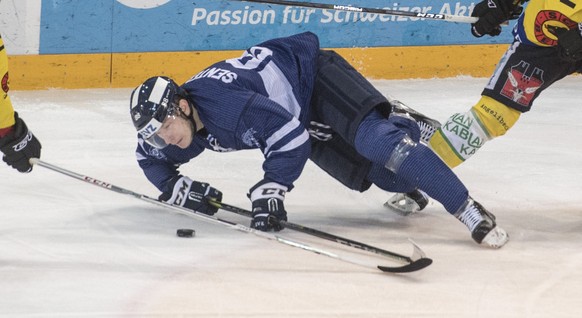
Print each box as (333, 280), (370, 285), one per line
(534, 10), (578, 46)
(501, 61), (544, 107)
(1, 72), (8, 93)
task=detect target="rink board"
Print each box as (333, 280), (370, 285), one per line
(7, 44), (508, 89)
(0, 0), (515, 89)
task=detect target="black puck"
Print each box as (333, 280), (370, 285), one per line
(176, 228), (195, 238)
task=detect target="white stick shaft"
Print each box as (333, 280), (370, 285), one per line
(29, 158), (389, 272)
(234, 0), (478, 23)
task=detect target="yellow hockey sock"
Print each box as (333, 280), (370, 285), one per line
(429, 96), (521, 168)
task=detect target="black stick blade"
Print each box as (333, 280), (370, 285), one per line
(377, 258), (433, 273)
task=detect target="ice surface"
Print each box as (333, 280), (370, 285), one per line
(2, 77), (581, 317)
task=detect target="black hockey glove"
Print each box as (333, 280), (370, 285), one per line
(159, 175), (222, 215)
(308, 121), (334, 141)
(547, 24), (582, 63)
(248, 180), (288, 232)
(471, 0), (524, 37)
(0, 112), (41, 173)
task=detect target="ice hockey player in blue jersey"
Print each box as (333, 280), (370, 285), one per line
(129, 32), (508, 248)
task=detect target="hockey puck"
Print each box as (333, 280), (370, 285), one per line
(176, 228), (195, 238)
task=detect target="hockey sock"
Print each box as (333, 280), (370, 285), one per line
(429, 96), (521, 168)
(395, 144), (469, 214)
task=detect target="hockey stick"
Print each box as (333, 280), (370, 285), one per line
(208, 200), (432, 273)
(29, 158), (429, 273)
(231, 0), (478, 23)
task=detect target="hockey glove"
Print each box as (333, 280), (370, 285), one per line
(308, 121), (334, 141)
(159, 175), (222, 215)
(470, 0), (523, 37)
(0, 112), (41, 173)
(249, 180), (288, 232)
(547, 24), (582, 63)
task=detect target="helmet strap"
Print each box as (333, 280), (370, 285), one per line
(177, 99), (199, 135)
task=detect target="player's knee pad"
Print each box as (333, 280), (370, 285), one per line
(429, 96), (521, 167)
(309, 136), (372, 192)
(311, 50), (391, 144)
(384, 135), (417, 174)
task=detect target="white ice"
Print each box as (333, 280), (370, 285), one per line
(1, 76), (581, 317)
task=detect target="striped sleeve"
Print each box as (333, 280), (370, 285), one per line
(134, 136), (206, 193)
(241, 94), (311, 189)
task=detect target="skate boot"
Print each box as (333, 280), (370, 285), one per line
(455, 198), (509, 248)
(384, 189), (429, 216)
(387, 97), (441, 144)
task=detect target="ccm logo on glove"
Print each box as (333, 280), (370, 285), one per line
(0, 112), (42, 173)
(173, 180), (206, 204)
(12, 131), (33, 152)
(249, 180), (288, 232)
(159, 175), (223, 215)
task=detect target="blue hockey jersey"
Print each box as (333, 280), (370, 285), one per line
(135, 32), (320, 194)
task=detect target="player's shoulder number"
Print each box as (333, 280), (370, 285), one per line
(226, 46), (274, 71)
(559, 0), (576, 9)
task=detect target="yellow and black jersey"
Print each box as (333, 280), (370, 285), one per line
(0, 34), (16, 134)
(515, 0), (582, 46)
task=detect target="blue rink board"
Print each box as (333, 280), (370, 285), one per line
(39, 0), (515, 54)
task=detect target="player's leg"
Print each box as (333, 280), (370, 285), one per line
(310, 49), (508, 247)
(309, 133), (373, 193)
(430, 41), (576, 168)
(358, 111), (467, 213)
(387, 41), (580, 214)
(359, 110), (508, 247)
(387, 96), (441, 145)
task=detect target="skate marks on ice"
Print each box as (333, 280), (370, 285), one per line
(2, 78), (582, 316)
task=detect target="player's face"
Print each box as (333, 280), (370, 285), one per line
(156, 100), (193, 149)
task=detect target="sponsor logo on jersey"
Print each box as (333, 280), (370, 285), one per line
(500, 61), (543, 107)
(242, 128), (260, 148)
(148, 147), (166, 160)
(534, 10), (578, 46)
(206, 134), (234, 152)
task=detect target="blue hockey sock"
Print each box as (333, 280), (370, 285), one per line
(396, 145), (468, 213)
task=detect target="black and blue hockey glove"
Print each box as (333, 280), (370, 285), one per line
(471, 0), (524, 37)
(547, 24), (582, 63)
(159, 175), (222, 215)
(0, 112), (41, 173)
(248, 180), (288, 232)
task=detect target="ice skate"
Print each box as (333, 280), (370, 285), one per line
(455, 198), (509, 248)
(384, 189), (429, 216)
(387, 97), (441, 144)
